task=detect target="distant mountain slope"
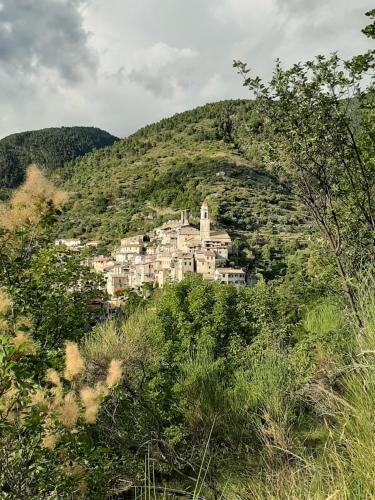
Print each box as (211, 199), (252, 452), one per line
(56, 101), (310, 274)
(0, 126), (118, 191)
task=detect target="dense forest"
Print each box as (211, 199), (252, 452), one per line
(0, 8), (375, 500)
(0, 126), (118, 193)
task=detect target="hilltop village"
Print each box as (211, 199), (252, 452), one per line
(56, 201), (248, 299)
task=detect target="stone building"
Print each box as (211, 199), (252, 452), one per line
(195, 250), (216, 280)
(90, 200), (245, 297)
(55, 238), (82, 249)
(214, 268), (246, 287)
(106, 264), (130, 296)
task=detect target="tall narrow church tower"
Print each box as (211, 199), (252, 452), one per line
(200, 199), (210, 242)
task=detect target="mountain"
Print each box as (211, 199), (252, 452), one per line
(0, 126), (118, 193)
(56, 100), (310, 276)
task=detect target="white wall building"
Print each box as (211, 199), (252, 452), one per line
(214, 268), (246, 287)
(55, 238), (82, 248)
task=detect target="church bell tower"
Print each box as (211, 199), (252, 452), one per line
(200, 199), (210, 242)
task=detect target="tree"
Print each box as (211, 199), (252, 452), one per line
(362, 9), (375, 41)
(234, 14), (375, 323)
(0, 166), (105, 352)
(83, 275), (288, 496)
(0, 165), (67, 291)
(12, 247), (106, 350)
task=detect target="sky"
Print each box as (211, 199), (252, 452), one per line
(0, 0), (373, 139)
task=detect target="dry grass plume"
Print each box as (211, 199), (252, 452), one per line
(58, 392), (79, 429)
(105, 359), (123, 387)
(64, 342), (85, 380)
(0, 165), (68, 232)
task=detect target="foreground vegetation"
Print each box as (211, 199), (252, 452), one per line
(1, 8), (375, 500)
(1, 180), (375, 497)
(83, 267), (375, 499)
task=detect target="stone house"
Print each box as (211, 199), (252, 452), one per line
(93, 256), (115, 272)
(106, 270), (130, 296)
(214, 268), (246, 287)
(195, 250), (216, 280)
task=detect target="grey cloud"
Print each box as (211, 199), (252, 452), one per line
(0, 0), (373, 140)
(0, 0), (96, 81)
(127, 70), (186, 98)
(126, 43), (199, 98)
(275, 0), (327, 14)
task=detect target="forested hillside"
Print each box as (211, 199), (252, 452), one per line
(57, 100), (310, 275)
(0, 126), (118, 193)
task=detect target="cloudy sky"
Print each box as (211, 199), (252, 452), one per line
(0, 0), (373, 139)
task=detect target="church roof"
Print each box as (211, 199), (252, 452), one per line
(186, 239), (202, 247)
(179, 226), (200, 235)
(208, 230), (231, 241)
(201, 199), (209, 208)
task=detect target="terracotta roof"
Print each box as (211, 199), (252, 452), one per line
(94, 257), (112, 262)
(112, 264), (130, 269)
(202, 199), (209, 208)
(103, 264), (115, 271)
(186, 241), (202, 248)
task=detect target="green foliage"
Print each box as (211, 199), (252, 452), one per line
(230, 275), (375, 499)
(82, 273), (321, 495)
(234, 45), (375, 317)
(0, 331), (114, 499)
(0, 126), (118, 190)
(0, 170), (114, 497)
(10, 247), (106, 350)
(362, 9), (375, 39)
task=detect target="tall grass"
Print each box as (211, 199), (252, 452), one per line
(228, 276), (375, 499)
(83, 307), (160, 368)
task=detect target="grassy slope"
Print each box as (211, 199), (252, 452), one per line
(0, 126), (118, 192)
(57, 101), (309, 272)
